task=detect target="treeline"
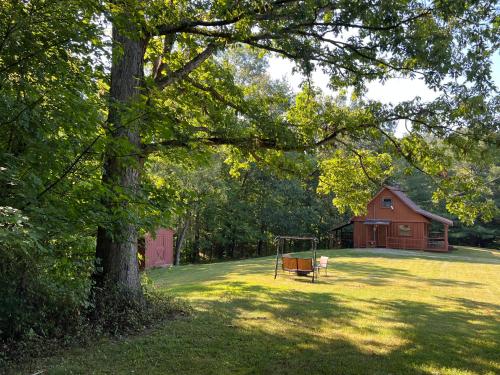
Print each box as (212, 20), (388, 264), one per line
(160, 155), (349, 263)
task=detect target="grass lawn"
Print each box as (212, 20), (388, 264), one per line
(17, 246), (500, 374)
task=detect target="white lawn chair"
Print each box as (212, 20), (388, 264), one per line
(315, 256), (329, 276)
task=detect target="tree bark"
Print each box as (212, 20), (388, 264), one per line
(230, 237), (236, 259)
(95, 24), (147, 298)
(257, 223), (266, 256)
(192, 211), (200, 263)
(174, 218), (190, 265)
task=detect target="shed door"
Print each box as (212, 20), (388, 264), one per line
(145, 229), (173, 268)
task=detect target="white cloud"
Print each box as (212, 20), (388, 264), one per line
(268, 55), (438, 102)
(268, 52), (500, 137)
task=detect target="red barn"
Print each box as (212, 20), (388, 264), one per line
(140, 228), (174, 269)
(351, 186), (453, 252)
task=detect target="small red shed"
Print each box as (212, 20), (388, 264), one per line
(351, 186), (453, 252)
(142, 228), (174, 269)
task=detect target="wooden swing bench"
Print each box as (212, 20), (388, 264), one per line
(282, 254), (316, 282)
(274, 236), (319, 283)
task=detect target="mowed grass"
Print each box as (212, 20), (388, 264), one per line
(19, 246), (500, 375)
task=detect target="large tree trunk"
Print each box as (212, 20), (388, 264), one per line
(95, 24), (147, 298)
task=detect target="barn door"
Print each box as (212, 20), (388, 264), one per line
(376, 226), (387, 247)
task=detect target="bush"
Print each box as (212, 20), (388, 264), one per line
(89, 282), (190, 336)
(2, 209), (87, 335)
(0, 207), (189, 367)
(0, 206), (92, 364)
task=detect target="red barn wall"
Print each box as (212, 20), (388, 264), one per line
(353, 222), (365, 247)
(144, 228), (174, 269)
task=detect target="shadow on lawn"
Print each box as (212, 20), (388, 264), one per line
(149, 257), (276, 286)
(202, 281), (362, 326)
(20, 280), (499, 374)
(153, 255), (484, 290)
(330, 261), (484, 288)
(179, 282), (500, 374)
(378, 297), (500, 374)
(326, 248), (500, 265)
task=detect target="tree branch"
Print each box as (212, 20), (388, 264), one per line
(144, 136), (309, 155)
(301, 10), (432, 32)
(154, 0), (300, 36)
(376, 126), (435, 180)
(155, 42), (219, 89)
(185, 77), (246, 113)
(34, 134), (102, 203)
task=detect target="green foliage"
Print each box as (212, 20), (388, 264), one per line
(0, 206), (93, 362)
(318, 150), (393, 215)
(0, 0), (106, 358)
(392, 158), (500, 249)
(150, 153), (344, 261)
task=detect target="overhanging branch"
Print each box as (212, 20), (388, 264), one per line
(155, 42), (219, 89)
(144, 136), (308, 155)
(185, 78), (246, 113)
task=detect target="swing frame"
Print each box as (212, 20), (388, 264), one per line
(273, 235), (318, 282)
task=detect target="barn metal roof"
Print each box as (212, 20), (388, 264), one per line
(384, 186), (454, 226)
(329, 222), (354, 232)
(363, 219), (391, 225)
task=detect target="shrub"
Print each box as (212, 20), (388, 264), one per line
(89, 282), (190, 337)
(0, 208), (188, 367)
(0, 207), (93, 364)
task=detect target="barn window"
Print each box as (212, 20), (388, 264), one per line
(382, 197), (393, 208)
(399, 224), (411, 236)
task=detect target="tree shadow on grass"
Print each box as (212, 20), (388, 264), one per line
(148, 257), (277, 287)
(19, 281), (500, 375)
(183, 283), (500, 374)
(200, 281), (362, 326)
(320, 261), (483, 288)
(162, 282), (499, 374)
(375, 297), (500, 374)
(152, 255), (484, 291)
(326, 248), (500, 265)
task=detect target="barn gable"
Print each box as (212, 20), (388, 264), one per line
(360, 186), (430, 224)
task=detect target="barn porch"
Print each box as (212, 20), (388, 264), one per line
(328, 222), (354, 248)
(424, 222), (450, 252)
(361, 219), (450, 252)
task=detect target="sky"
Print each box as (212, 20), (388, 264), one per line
(267, 53), (500, 137)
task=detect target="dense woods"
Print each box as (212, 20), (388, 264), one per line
(0, 0), (498, 363)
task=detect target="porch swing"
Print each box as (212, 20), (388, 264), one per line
(273, 236), (319, 283)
